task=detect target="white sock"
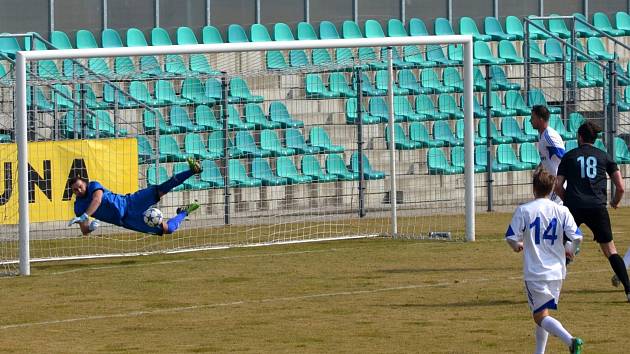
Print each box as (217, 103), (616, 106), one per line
(540, 316), (573, 347)
(623, 248), (630, 269)
(535, 325), (549, 354)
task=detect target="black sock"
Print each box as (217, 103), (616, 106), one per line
(608, 254), (630, 293)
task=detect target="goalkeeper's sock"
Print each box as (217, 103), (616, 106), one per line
(157, 170), (194, 194)
(166, 212), (187, 234)
(608, 254), (630, 294)
(540, 316), (572, 347)
(535, 325), (549, 354)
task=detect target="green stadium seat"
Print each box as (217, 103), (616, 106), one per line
(380, 47), (414, 69)
(329, 72), (357, 97)
(306, 74), (339, 98)
(351, 152), (386, 180)
(565, 139), (578, 151)
(101, 28), (123, 48)
(497, 144), (534, 170)
(427, 148), (463, 174)
(150, 27), (172, 46)
(185, 132), (221, 159)
(326, 154), (358, 180)
(355, 72), (386, 96)
(498, 40), (523, 64)
(194, 104), (222, 131)
(155, 80), (188, 105)
(504, 91), (531, 116)
(388, 19), (408, 37)
(505, 16), (525, 40)
(615, 12), (630, 35)
(143, 109), (179, 134)
(76, 29), (98, 48)
(129, 81), (167, 107)
(342, 20), (363, 39)
(594, 139), (607, 151)
(616, 63), (629, 86)
(52, 84), (74, 109)
(501, 116), (536, 143)
(587, 37), (615, 60)
(286, 128), (320, 154)
(549, 114), (575, 140)
(289, 49), (310, 67)
(126, 28), (149, 47)
(474, 41), (506, 64)
(202, 25), (224, 44)
(614, 92), (630, 112)
(358, 47), (387, 70)
(583, 62), (605, 86)
(251, 23), (272, 42)
(446, 44), (467, 65)
(260, 130), (296, 156)
(235, 131), (272, 157)
(312, 48), (333, 66)
(484, 16), (516, 41)
(438, 94), (464, 120)
(527, 16), (550, 40)
(544, 38), (564, 61)
(421, 68), (456, 94)
(228, 159), (262, 187)
(375, 70), (410, 95)
(173, 162), (211, 190)
(369, 97), (401, 122)
(409, 122), (445, 147)
(277, 156), (313, 184)
(266, 50), (288, 70)
(435, 17), (455, 36)
(528, 89), (561, 113)
(26, 87), (53, 112)
(170, 105), (204, 132)
(228, 24), (249, 43)
(87, 110), (127, 137)
(565, 63), (597, 88)
(51, 30), (73, 49)
(398, 69), (433, 94)
(297, 22), (318, 40)
(200, 160), (229, 188)
(88, 58), (114, 77)
(61, 111), (97, 138)
(442, 67), (464, 93)
(190, 54), (220, 75)
(274, 23), (295, 41)
(414, 95), (448, 120)
(365, 19), (386, 38)
(451, 146), (486, 173)
(229, 77), (264, 103)
(478, 118), (513, 143)
(181, 78), (216, 105)
(251, 158), (289, 186)
(566, 40), (588, 61)
(573, 13), (598, 37)
(245, 103), (281, 129)
(523, 119), (538, 138)
(614, 137), (630, 163)
(205, 131), (226, 159)
(426, 44), (458, 66)
(524, 41), (553, 63)
(310, 127), (344, 153)
(139, 56), (168, 77)
(408, 18), (429, 36)
(301, 155), (338, 182)
(164, 54), (194, 76)
(385, 123), (422, 149)
(335, 47), (355, 65)
(269, 101), (304, 128)
(473, 66), (494, 91)
(159, 135), (192, 162)
(455, 119), (486, 145)
(345, 98), (382, 124)
(37, 60), (62, 79)
(393, 96), (427, 122)
(460, 94), (487, 118)
(227, 105), (255, 130)
(433, 120), (463, 146)
(137, 136), (154, 163)
(114, 56), (145, 78)
(519, 142), (541, 166)
(548, 15), (571, 39)
(319, 21), (341, 39)
(148, 166), (184, 191)
(80, 84), (109, 110)
(460, 16), (491, 41)
(475, 145), (511, 172)
(489, 66), (521, 91)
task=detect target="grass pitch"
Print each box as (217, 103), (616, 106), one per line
(1, 209), (630, 353)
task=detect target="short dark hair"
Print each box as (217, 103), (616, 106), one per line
(531, 105), (550, 122)
(532, 167), (556, 198)
(69, 175), (88, 186)
(577, 121), (602, 144)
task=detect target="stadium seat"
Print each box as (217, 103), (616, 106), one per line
(102, 84), (138, 109)
(181, 78), (216, 105)
(319, 21), (341, 39)
(393, 96), (427, 121)
(277, 156), (313, 184)
(260, 129), (296, 156)
(155, 80), (188, 105)
(80, 84), (109, 110)
(342, 20), (363, 39)
(527, 16), (550, 40)
(380, 47), (414, 69)
(455, 119), (485, 145)
(615, 137), (630, 163)
(76, 29), (98, 48)
(251, 158), (289, 186)
(170, 105), (204, 132)
(306, 74), (339, 98)
(355, 72), (386, 96)
(426, 45), (458, 66)
(573, 13), (598, 37)
(335, 47), (355, 65)
(398, 69), (432, 94)
(310, 127), (344, 153)
(365, 19), (386, 38)
(227, 105), (255, 130)
(143, 110), (179, 134)
(402, 45), (437, 67)
(129, 81), (167, 107)
(126, 28), (149, 47)
(369, 97), (399, 122)
(345, 98), (382, 124)
(229, 77), (264, 103)
(421, 69), (456, 94)
(326, 154), (358, 180)
(52, 84), (74, 109)
(190, 54), (220, 75)
(475, 145), (511, 172)
(351, 152), (386, 180)
(447, 44), (469, 65)
(474, 41), (505, 64)
(427, 148), (463, 175)
(274, 23), (295, 41)
(137, 136), (154, 163)
(269, 101), (304, 128)
(102, 28), (123, 48)
(206, 131), (227, 158)
(200, 160), (229, 188)
(88, 58), (114, 77)
(139, 55), (169, 77)
(114, 56), (145, 78)
(195, 104), (222, 131)
(524, 41), (553, 63)
(566, 40), (588, 61)
(565, 63), (597, 88)
(301, 155), (338, 182)
(234, 131), (272, 157)
(489, 66), (520, 91)
(484, 16), (516, 41)
(245, 103), (281, 129)
(438, 94), (464, 120)
(61, 111), (96, 138)
(504, 91), (531, 116)
(289, 49), (310, 67)
(478, 118), (513, 143)
(523, 119), (538, 138)
(587, 37), (615, 60)
(528, 89), (561, 113)
(386, 123), (422, 150)
(173, 162), (211, 190)
(202, 25), (224, 44)
(87, 110), (127, 137)
(451, 146), (486, 173)
(616, 63), (629, 86)
(435, 17), (455, 36)
(228, 159), (262, 187)
(329, 72), (357, 97)
(519, 142), (541, 166)
(505, 16), (525, 40)
(460, 95), (487, 118)
(159, 135), (192, 162)
(409, 122), (445, 147)
(228, 24), (249, 43)
(375, 70), (410, 95)
(497, 144), (533, 170)
(388, 19), (408, 37)
(37, 60), (62, 79)
(358, 47), (387, 70)
(408, 18), (429, 36)
(460, 16), (491, 41)
(442, 67), (464, 93)
(286, 128), (320, 154)
(583, 62), (605, 86)
(544, 38), (565, 61)
(501, 116), (536, 143)
(498, 40), (523, 64)
(594, 139), (607, 151)
(266, 50), (288, 70)
(185, 133), (220, 160)
(297, 22), (318, 40)
(433, 120), (463, 146)
(415, 95), (448, 120)
(615, 12), (630, 35)
(312, 48), (333, 66)
(51, 30), (73, 49)
(148, 166), (184, 191)
(473, 66), (493, 91)
(548, 15), (571, 39)
(250, 23), (272, 42)
(151, 27), (173, 45)
(164, 54), (194, 76)
(549, 114), (575, 140)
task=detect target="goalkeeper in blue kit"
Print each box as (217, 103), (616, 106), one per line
(67, 158), (202, 235)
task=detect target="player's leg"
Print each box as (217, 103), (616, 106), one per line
(162, 202), (200, 234)
(534, 325), (549, 354)
(121, 211), (165, 235)
(614, 247), (630, 287)
(156, 158), (203, 198)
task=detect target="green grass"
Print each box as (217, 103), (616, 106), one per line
(1, 209), (630, 353)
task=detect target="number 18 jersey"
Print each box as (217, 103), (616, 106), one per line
(505, 198), (583, 281)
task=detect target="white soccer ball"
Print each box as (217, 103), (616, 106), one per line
(143, 208), (163, 227)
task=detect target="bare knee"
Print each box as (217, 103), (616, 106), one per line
(533, 309), (549, 326)
(161, 222), (171, 235)
(600, 241), (617, 258)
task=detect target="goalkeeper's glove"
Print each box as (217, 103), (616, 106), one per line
(68, 213), (89, 226)
(88, 220), (100, 232)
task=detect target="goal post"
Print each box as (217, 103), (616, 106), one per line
(12, 35), (475, 276)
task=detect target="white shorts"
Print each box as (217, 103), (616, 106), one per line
(524, 280), (562, 313)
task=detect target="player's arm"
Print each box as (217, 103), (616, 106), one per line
(554, 175), (566, 201)
(505, 209), (524, 253)
(84, 189), (103, 216)
(610, 170), (625, 209)
(562, 211), (583, 260)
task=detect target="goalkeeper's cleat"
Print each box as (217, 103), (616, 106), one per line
(570, 337), (583, 354)
(612, 274), (621, 288)
(177, 202), (200, 216)
(187, 157), (203, 174)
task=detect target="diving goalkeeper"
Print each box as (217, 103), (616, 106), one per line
(67, 158), (201, 235)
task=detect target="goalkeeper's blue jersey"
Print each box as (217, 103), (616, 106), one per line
(74, 181), (128, 226)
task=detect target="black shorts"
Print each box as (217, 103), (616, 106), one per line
(568, 207), (613, 244)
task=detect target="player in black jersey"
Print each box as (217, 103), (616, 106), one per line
(554, 121), (630, 302)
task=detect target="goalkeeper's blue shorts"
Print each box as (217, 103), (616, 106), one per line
(121, 186), (164, 235)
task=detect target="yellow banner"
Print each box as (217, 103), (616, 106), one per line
(0, 138), (138, 224)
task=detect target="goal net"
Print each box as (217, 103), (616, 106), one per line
(3, 34), (475, 275)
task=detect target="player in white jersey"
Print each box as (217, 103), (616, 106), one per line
(530, 105), (566, 203)
(506, 168), (583, 354)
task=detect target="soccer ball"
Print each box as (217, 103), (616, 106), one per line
(143, 208), (163, 227)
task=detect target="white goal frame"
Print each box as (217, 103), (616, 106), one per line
(15, 35), (476, 275)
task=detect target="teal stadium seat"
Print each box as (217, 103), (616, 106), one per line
(245, 103), (281, 129)
(451, 146), (486, 173)
(195, 104), (222, 131)
(496, 144), (534, 170)
(393, 96), (427, 122)
(484, 17), (516, 41)
(398, 69), (432, 94)
(489, 66), (520, 90)
(438, 94), (464, 119)
(143, 109), (179, 134)
(426, 45), (458, 66)
(388, 19), (408, 37)
(229, 77), (264, 103)
(250, 23), (272, 42)
(485, 91), (518, 117)
(306, 74), (339, 98)
(260, 129), (296, 156)
(475, 145), (511, 172)
(181, 78), (216, 105)
(50, 30), (73, 49)
(285, 128), (320, 154)
(346, 98), (382, 124)
(159, 135), (192, 162)
(573, 13), (598, 37)
(274, 23), (296, 41)
(151, 27), (172, 45)
(269, 101), (304, 128)
(356, 72), (386, 96)
(505, 16), (524, 40)
(234, 130), (271, 157)
(433, 120), (463, 146)
(527, 16), (550, 40)
(276, 156), (312, 184)
(266, 51), (288, 70)
(460, 16), (491, 41)
(375, 70), (410, 95)
(319, 21), (341, 39)
(386, 123), (422, 150)
(524, 41), (553, 63)
(202, 25), (224, 44)
(498, 40), (523, 64)
(312, 48), (333, 66)
(408, 18), (429, 36)
(403, 45), (437, 67)
(173, 162), (211, 190)
(206, 131), (226, 159)
(228, 159), (262, 187)
(435, 17), (455, 36)
(130, 81), (168, 107)
(200, 160), (229, 188)
(549, 15), (571, 39)
(126, 28), (149, 47)
(501, 116), (536, 143)
(615, 12), (630, 35)
(351, 152), (386, 180)
(301, 155), (338, 182)
(365, 19), (386, 38)
(329, 72), (357, 97)
(504, 90), (532, 116)
(342, 20), (363, 39)
(584, 62), (604, 86)
(227, 105), (255, 130)
(442, 67), (464, 92)
(297, 22), (318, 40)
(549, 114), (575, 140)
(587, 37), (615, 60)
(421, 68), (456, 93)
(252, 158), (288, 186)
(409, 122), (445, 147)
(137, 136), (154, 163)
(474, 41), (505, 64)
(326, 154), (358, 180)
(478, 118), (513, 143)
(228, 24), (249, 43)
(89, 110), (128, 137)
(310, 127), (344, 153)
(76, 29), (98, 48)
(415, 95), (448, 120)
(455, 120), (485, 145)
(102, 28), (123, 48)
(155, 80), (188, 105)
(614, 137), (630, 163)
(544, 38), (564, 61)
(289, 49), (310, 67)
(170, 105), (204, 132)
(148, 166), (184, 191)
(427, 148), (463, 175)
(520, 142), (541, 166)
(139, 56), (169, 77)
(185, 132), (221, 160)
(528, 89), (561, 113)
(369, 97), (399, 122)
